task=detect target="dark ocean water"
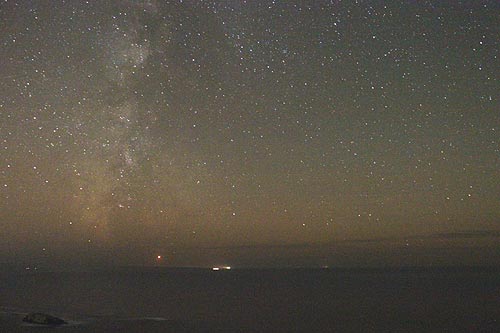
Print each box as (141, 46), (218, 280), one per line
(1, 267), (499, 332)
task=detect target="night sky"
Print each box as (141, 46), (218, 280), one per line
(1, 0), (499, 268)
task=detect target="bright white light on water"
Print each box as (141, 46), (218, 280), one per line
(212, 266), (231, 271)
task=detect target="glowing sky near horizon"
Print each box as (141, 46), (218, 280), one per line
(0, 1), (499, 266)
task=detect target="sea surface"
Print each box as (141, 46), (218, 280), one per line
(1, 267), (499, 332)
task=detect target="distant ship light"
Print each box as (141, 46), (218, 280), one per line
(212, 266), (231, 271)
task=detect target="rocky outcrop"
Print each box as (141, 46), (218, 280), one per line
(22, 313), (67, 326)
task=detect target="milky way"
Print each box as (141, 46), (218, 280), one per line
(0, 1), (499, 267)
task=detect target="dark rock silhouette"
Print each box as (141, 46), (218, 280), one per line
(22, 313), (67, 326)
